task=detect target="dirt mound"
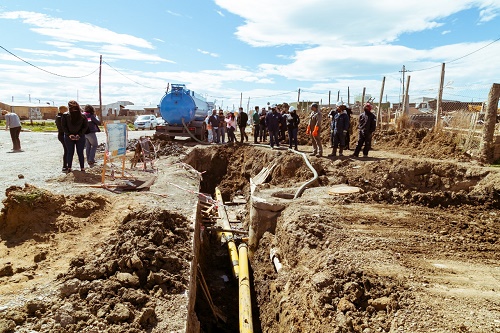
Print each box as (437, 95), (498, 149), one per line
(373, 128), (469, 161)
(185, 145), (325, 201)
(129, 136), (187, 157)
(0, 184), (108, 243)
(320, 158), (499, 208)
(1, 208), (192, 332)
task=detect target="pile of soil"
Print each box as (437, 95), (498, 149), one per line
(372, 128), (469, 161)
(317, 158), (499, 208)
(0, 184), (108, 243)
(0, 207), (192, 333)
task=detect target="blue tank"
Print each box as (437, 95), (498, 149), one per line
(158, 84), (210, 125)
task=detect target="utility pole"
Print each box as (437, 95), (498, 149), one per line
(297, 89), (301, 105)
(399, 65), (411, 108)
(239, 92), (243, 108)
(328, 91), (331, 108)
(99, 55), (103, 120)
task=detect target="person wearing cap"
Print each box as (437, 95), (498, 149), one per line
(306, 103), (323, 157)
(237, 107), (249, 142)
(55, 105), (69, 171)
(61, 100), (88, 172)
(286, 106), (300, 150)
(352, 103), (377, 157)
(252, 106), (260, 144)
(328, 101), (350, 157)
(2, 109), (22, 152)
(265, 104), (282, 148)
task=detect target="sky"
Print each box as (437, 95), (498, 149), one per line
(0, 0), (499, 110)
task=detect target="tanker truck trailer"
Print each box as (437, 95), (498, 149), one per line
(156, 84), (212, 140)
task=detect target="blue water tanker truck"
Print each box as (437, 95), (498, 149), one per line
(156, 84), (213, 140)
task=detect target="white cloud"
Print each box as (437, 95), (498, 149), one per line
(0, 11), (154, 48)
(216, 10), (225, 17)
(442, 30), (451, 35)
(215, 0), (500, 47)
(166, 10), (182, 17)
(197, 48), (220, 57)
(479, 5), (499, 22)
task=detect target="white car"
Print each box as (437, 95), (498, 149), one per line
(134, 115), (158, 130)
(156, 117), (166, 125)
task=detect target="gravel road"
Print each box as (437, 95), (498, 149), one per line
(0, 128), (158, 207)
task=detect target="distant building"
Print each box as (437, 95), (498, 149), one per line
(0, 101), (57, 120)
(104, 101), (134, 116)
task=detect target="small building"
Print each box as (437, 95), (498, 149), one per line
(0, 102), (58, 120)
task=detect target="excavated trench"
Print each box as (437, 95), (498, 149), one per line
(184, 144), (498, 332)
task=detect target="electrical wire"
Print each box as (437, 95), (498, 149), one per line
(410, 35), (500, 72)
(0, 45), (99, 78)
(102, 60), (158, 90)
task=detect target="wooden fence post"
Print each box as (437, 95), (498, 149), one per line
(434, 63), (445, 129)
(377, 77), (386, 128)
(479, 83), (500, 163)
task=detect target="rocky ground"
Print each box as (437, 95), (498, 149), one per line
(0, 121), (499, 333)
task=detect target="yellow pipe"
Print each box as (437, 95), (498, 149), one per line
(215, 187), (240, 279)
(238, 243), (254, 333)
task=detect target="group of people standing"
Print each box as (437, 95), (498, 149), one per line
(314, 101), (377, 158)
(206, 107), (250, 144)
(252, 103), (300, 150)
(55, 100), (101, 173)
(203, 101), (376, 158)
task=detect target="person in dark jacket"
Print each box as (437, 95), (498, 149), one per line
(352, 103), (376, 157)
(279, 107), (288, 143)
(266, 104), (282, 148)
(252, 106), (260, 144)
(328, 102), (350, 157)
(259, 108), (267, 142)
(208, 109), (219, 143)
(237, 107), (249, 142)
(84, 104), (101, 166)
(286, 106), (300, 150)
(217, 110), (226, 144)
(62, 100), (88, 172)
(344, 104), (353, 150)
(55, 105), (69, 172)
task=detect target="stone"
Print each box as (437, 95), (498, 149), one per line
(116, 272), (140, 287)
(0, 264), (14, 277)
(369, 296), (392, 311)
(107, 303), (130, 323)
(0, 319), (15, 333)
(343, 281), (364, 302)
(34, 251), (47, 263)
(138, 307), (157, 327)
(26, 300), (47, 316)
(337, 297), (356, 313)
(59, 278), (81, 297)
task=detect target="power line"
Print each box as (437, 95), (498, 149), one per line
(410, 35), (500, 72)
(0, 45), (99, 78)
(102, 60), (158, 90)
